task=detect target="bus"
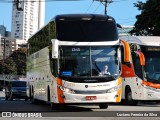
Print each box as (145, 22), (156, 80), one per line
(120, 36), (160, 105)
(27, 14), (130, 109)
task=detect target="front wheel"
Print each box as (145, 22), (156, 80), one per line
(5, 96), (9, 100)
(25, 98), (28, 101)
(99, 103), (108, 109)
(126, 89), (138, 105)
(51, 103), (60, 110)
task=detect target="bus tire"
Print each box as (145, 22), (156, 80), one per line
(51, 103), (60, 110)
(99, 103), (108, 109)
(10, 97), (13, 101)
(119, 99), (126, 105)
(126, 88), (138, 105)
(31, 87), (38, 104)
(25, 98), (28, 101)
(5, 96), (9, 100)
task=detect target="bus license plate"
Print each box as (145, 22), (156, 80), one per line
(85, 96), (97, 100)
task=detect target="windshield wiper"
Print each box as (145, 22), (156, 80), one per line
(103, 74), (119, 80)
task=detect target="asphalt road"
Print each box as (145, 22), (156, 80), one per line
(0, 91), (160, 120)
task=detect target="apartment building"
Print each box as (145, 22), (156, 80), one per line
(0, 35), (26, 60)
(11, 0), (45, 41)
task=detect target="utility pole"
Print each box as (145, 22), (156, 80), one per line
(94, 0), (113, 15)
(2, 37), (6, 60)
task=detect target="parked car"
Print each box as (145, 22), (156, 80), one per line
(5, 80), (28, 101)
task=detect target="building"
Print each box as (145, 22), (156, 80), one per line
(0, 35), (26, 60)
(0, 25), (11, 37)
(11, 0), (45, 41)
(118, 25), (134, 36)
(0, 25), (6, 37)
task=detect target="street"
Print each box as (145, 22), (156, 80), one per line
(0, 91), (160, 119)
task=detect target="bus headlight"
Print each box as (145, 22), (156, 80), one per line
(106, 84), (122, 93)
(58, 85), (75, 94)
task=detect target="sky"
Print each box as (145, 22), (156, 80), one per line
(0, 0), (146, 31)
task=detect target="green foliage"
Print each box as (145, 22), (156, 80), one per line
(3, 59), (17, 74)
(130, 0), (160, 36)
(0, 48), (27, 75)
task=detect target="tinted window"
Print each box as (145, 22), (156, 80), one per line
(11, 81), (26, 87)
(56, 16), (118, 41)
(141, 46), (160, 83)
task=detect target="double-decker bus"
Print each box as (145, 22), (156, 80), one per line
(120, 36), (160, 105)
(27, 14), (129, 109)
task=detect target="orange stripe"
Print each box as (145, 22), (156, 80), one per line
(135, 51), (145, 66)
(116, 77), (122, 102)
(139, 52), (145, 66)
(142, 80), (160, 89)
(57, 78), (64, 103)
(120, 39), (131, 62)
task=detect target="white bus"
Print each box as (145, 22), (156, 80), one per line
(120, 36), (160, 105)
(27, 14), (129, 109)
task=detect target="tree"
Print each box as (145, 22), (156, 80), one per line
(9, 48), (27, 75)
(130, 0), (160, 36)
(3, 59), (17, 74)
(0, 48), (27, 75)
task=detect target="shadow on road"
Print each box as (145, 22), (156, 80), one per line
(0, 97), (94, 112)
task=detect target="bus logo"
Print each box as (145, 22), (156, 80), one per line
(85, 85), (88, 88)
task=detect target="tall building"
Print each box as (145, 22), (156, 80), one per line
(11, 0), (45, 41)
(0, 25), (11, 37)
(0, 25), (6, 37)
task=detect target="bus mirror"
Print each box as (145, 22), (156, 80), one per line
(51, 39), (59, 58)
(120, 40), (131, 63)
(117, 24), (122, 28)
(134, 51), (145, 66)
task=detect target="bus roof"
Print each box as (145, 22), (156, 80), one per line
(54, 14), (115, 21)
(28, 14), (116, 42)
(119, 36), (160, 46)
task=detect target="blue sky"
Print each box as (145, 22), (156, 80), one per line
(0, 0), (146, 31)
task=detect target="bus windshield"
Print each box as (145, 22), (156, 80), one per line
(11, 81), (26, 87)
(142, 46), (160, 83)
(56, 16), (118, 41)
(59, 46), (120, 78)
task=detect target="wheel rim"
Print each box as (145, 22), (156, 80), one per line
(127, 92), (132, 101)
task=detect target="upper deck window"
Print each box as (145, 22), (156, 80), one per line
(55, 14), (118, 42)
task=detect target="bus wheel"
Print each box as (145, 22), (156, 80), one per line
(31, 89), (38, 104)
(25, 98), (28, 101)
(10, 97), (13, 101)
(51, 103), (60, 110)
(126, 89), (137, 105)
(31, 96), (39, 104)
(5, 96), (9, 100)
(99, 103), (108, 109)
